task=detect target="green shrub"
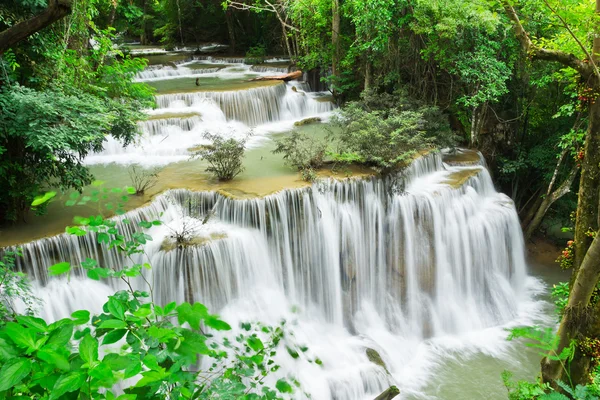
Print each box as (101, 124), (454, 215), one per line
(245, 44), (267, 64)
(331, 90), (457, 173)
(192, 133), (247, 181)
(272, 131), (327, 181)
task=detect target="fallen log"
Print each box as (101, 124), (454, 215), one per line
(374, 386), (400, 400)
(249, 70), (302, 82)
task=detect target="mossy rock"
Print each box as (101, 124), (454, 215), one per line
(294, 117), (322, 127)
(160, 232), (227, 252)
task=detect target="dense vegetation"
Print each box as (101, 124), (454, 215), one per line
(2, 0), (600, 398)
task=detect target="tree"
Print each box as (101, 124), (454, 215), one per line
(501, 0), (600, 387)
(0, 85), (144, 223)
(192, 133), (247, 181)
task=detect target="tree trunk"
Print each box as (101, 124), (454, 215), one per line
(541, 233), (600, 386)
(331, 0), (341, 95)
(140, 0), (148, 45)
(108, 1), (117, 27)
(0, 0), (73, 55)
(574, 96), (600, 270)
(176, 0), (184, 46)
(225, 9), (236, 54)
(524, 163), (579, 240)
(364, 53), (372, 91)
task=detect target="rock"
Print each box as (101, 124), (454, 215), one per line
(294, 117), (322, 127)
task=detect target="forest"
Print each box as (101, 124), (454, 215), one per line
(0, 0), (600, 399)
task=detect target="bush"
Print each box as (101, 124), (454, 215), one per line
(192, 133), (247, 181)
(128, 165), (161, 195)
(245, 44), (267, 64)
(272, 131), (327, 181)
(331, 90), (457, 173)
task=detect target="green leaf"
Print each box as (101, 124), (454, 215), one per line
(247, 336), (264, 352)
(98, 232), (110, 244)
(4, 322), (37, 350)
(37, 347), (70, 371)
(98, 319), (127, 329)
(107, 297), (125, 320)
(176, 302), (208, 330)
(0, 337), (19, 362)
(48, 262), (71, 276)
(46, 324), (74, 346)
(124, 359), (142, 379)
(79, 334), (98, 365)
(102, 329), (127, 345)
(205, 315), (232, 331)
(71, 310), (91, 325)
(276, 378), (294, 393)
(49, 371), (86, 400)
(0, 358), (32, 391)
(16, 316), (48, 332)
(31, 191), (56, 207)
(126, 186), (136, 194)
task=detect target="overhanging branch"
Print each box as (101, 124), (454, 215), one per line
(500, 0), (594, 79)
(0, 0), (73, 55)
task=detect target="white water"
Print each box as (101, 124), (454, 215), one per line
(86, 58), (333, 166)
(9, 152), (547, 399)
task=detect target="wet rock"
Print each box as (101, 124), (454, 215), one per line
(294, 117), (322, 127)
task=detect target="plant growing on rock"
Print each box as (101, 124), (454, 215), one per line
(272, 130), (327, 181)
(330, 90), (456, 173)
(192, 133), (247, 181)
(128, 164), (162, 196)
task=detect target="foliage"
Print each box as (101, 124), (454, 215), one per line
(192, 133), (247, 181)
(0, 85), (145, 223)
(245, 45), (267, 64)
(552, 282), (570, 319)
(128, 165), (162, 196)
(0, 250), (37, 323)
(330, 91), (455, 172)
(272, 131), (327, 180)
(0, 194), (309, 398)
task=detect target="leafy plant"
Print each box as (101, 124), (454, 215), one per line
(330, 91), (455, 173)
(0, 250), (37, 323)
(272, 131), (327, 181)
(192, 133), (247, 181)
(0, 194), (309, 398)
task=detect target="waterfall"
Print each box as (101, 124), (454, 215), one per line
(250, 65), (290, 74)
(6, 151), (535, 399)
(135, 66), (221, 81)
(138, 116), (202, 135)
(155, 83), (333, 126)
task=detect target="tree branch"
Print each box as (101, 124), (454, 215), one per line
(227, 0), (299, 32)
(500, 0), (593, 79)
(542, 0), (600, 82)
(0, 0), (73, 55)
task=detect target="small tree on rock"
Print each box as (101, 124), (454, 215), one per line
(128, 164), (161, 196)
(192, 133), (247, 181)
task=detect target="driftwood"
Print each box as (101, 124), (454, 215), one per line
(249, 70), (302, 82)
(374, 386), (400, 400)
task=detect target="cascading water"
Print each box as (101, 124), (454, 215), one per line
(8, 151), (544, 399)
(88, 58), (333, 165)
